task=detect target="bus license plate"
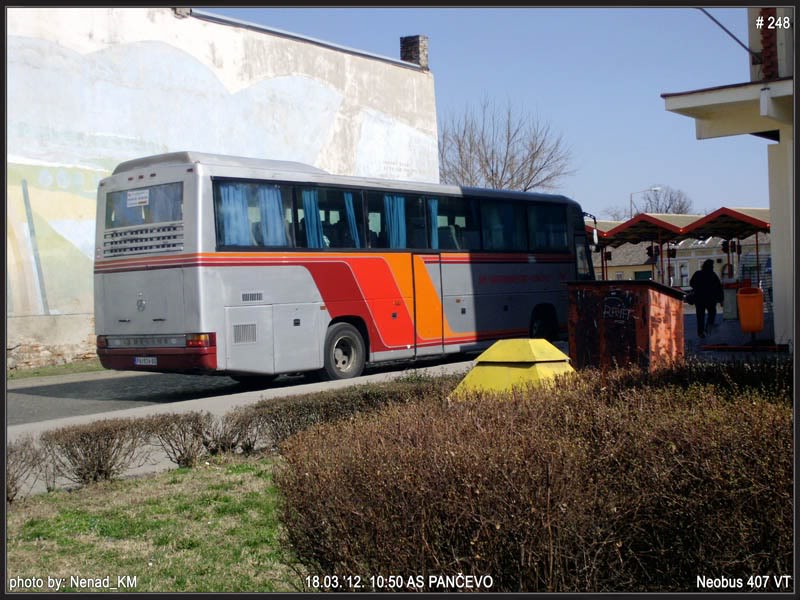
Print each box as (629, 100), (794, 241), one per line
(134, 357), (157, 366)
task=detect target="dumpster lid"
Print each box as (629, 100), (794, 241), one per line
(565, 279), (686, 300)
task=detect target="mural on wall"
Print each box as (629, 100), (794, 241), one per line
(6, 162), (101, 317)
(8, 33), (425, 320)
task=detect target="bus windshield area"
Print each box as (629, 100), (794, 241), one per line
(105, 182), (183, 229)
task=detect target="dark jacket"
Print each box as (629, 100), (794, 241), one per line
(690, 261), (723, 306)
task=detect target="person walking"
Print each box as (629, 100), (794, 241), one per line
(690, 258), (724, 338)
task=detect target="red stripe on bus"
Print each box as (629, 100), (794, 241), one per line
(94, 251), (575, 272)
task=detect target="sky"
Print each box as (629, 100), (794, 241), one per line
(203, 6), (771, 220)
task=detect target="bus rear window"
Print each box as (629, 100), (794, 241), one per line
(105, 182), (183, 229)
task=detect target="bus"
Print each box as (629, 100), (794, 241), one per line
(94, 151), (595, 382)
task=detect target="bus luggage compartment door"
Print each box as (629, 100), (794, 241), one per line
(224, 305), (274, 374)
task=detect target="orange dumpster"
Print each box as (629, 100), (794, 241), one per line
(566, 280), (685, 372)
(737, 287), (764, 333)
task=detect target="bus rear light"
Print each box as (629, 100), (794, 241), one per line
(186, 333), (216, 348)
(96, 335), (108, 348)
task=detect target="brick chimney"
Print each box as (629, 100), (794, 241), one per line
(400, 35), (429, 70)
(759, 8), (779, 79)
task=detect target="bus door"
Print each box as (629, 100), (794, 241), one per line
(412, 253), (444, 356)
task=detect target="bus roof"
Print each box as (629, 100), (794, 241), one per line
(112, 151), (329, 176)
(110, 151), (580, 207)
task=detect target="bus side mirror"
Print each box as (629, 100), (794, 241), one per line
(583, 211), (599, 246)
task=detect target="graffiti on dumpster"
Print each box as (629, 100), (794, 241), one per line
(569, 282), (684, 372)
(602, 292), (636, 323)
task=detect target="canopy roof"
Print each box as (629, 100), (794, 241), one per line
(587, 207), (770, 248)
(679, 207), (770, 240)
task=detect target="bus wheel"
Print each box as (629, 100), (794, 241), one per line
(323, 322), (366, 380)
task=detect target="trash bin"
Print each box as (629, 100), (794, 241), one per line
(566, 280), (685, 372)
(737, 287), (764, 333)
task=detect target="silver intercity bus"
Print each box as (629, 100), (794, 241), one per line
(94, 151), (594, 382)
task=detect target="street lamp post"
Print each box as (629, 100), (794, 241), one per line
(629, 186), (662, 218)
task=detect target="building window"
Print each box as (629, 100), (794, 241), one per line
(679, 262), (688, 287)
(615, 271), (624, 280)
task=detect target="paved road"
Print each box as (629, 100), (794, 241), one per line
(7, 370), (242, 426)
(7, 354), (475, 430)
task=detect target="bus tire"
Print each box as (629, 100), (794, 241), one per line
(322, 322), (366, 380)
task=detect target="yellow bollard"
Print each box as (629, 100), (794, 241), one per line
(451, 339), (575, 398)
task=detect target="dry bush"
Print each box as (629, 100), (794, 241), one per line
(223, 405), (267, 455)
(6, 435), (42, 503)
(578, 356), (792, 404)
(275, 361), (792, 592)
(39, 418), (150, 486)
(252, 373), (459, 450)
(143, 411), (210, 468)
(200, 412), (243, 455)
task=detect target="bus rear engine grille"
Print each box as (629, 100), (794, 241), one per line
(103, 223), (184, 257)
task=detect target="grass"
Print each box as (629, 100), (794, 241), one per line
(6, 453), (305, 593)
(7, 357), (105, 381)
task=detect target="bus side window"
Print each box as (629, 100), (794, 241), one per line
(438, 196), (481, 250)
(367, 193), (392, 248)
(481, 200), (526, 251)
(529, 204), (568, 251)
(214, 180), (296, 248)
(252, 222), (263, 245)
(307, 187), (365, 249)
(406, 196), (428, 249)
(438, 225), (460, 250)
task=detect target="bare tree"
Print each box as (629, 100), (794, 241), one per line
(438, 97), (573, 191)
(604, 185), (695, 219)
(639, 186), (694, 214)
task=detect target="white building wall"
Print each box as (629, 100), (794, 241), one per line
(767, 125), (793, 347)
(6, 7), (439, 368)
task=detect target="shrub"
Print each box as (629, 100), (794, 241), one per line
(143, 411), (211, 468)
(39, 418), (150, 486)
(578, 355), (792, 406)
(222, 405), (266, 455)
(275, 363), (792, 592)
(6, 435), (42, 503)
(252, 372), (460, 450)
(200, 411), (243, 455)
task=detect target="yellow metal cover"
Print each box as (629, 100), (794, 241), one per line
(451, 339), (575, 397)
(475, 338), (571, 364)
